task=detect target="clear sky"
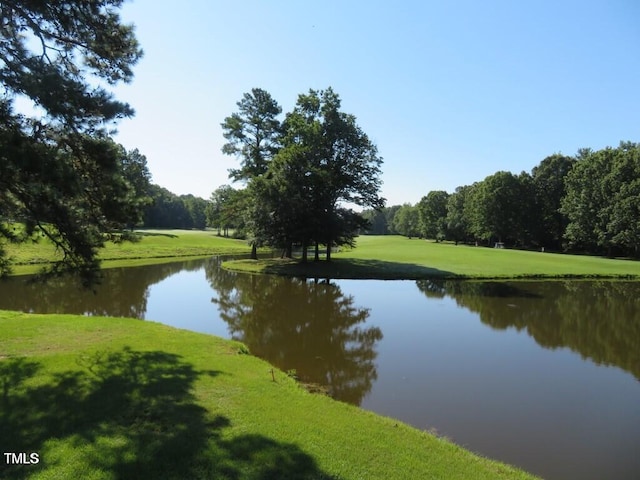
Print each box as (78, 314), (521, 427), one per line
(111, 0), (640, 207)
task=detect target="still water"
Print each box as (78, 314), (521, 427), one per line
(1, 256), (639, 480)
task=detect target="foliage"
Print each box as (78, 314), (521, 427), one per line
(142, 186), (209, 230)
(207, 185), (245, 236)
(530, 154), (575, 249)
(181, 194), (208, 230)
(220, 88), (283, 257)
(360, 205), (402, 235)
(118, 147), (153, 228)
(360, 208), (387, 235)
(562, 142), (640, 257)
(445, 185), (473, 245)
(399, 141), (637, 258)
(0, 0), (143, 282)
(223, 87), (384, 261)
(417, 190), (449, 241)
(221, 88), (282, 182)
(391, 204), (420, 238)
(466, 171), (533, 245)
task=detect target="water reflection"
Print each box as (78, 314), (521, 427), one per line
(0, 259), (206, 318)
(205, 260), (382, 404)
(416, 279), (640, 380)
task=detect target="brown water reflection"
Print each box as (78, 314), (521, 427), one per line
(205, 261), (382, 404)
(0, 259), (205, 317)
(416, 279), (640, 380)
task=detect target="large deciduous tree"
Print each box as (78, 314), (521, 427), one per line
(392, 204), (420, 238)
(0, 0), (143, 282)
(531, 153), (575, 250)
(561, 143), (640, 257)
(417, 190), (450, 241)
(445, 185), (473, 245)
(272, 88), (384, 260)
(467, 171), (532, 246)
(207, 185), (246, 237)
(119, 146), (153, 228)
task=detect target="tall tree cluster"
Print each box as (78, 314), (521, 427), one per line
(0, 0), (144, 281)
(561, 143), (640, 256)
(220, 88), (385, 260)
(374, 142), (640, 258)
(142, 186), (208, 230)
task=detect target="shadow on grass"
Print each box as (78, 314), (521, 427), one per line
(261, 258), (457, 280)
(135, 232), (179, 238)
(0, 349), (338, 479)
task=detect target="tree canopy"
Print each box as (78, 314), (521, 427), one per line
(0, 0), (143, 282)
(383, 141), (639, 259)
(417, 191), (449, 241)
(221, 87), (385, 261)
(221, 88), (282, 182)
(562, 142), (640, 256)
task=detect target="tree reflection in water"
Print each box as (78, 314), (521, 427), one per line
(0, 259), (205, 318)
(206, 259), (382, 405)
(416, 279), (640, 380)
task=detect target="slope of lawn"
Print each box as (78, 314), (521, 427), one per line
(4, 230), (253, 276)
(0, 311), (538, 479)
(224, 235), (640, 279)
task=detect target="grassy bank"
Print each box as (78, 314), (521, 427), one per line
(0, 311), (537, 479)
(224, 235), (640, 279)
(4, 230), (253, 276)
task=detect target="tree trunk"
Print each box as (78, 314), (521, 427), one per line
(285, 242), (293, 259)
(314, 241), (320, 262)
(250, 242), (257, 260)
(326, 240), (332, 262)
(301, 240), (308, 263)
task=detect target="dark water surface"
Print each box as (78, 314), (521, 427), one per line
(1, 257), (639, 480)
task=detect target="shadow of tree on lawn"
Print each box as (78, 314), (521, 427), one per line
(135, 231), (179, 238)
(0, 349), (337, 479)
(261, 258), (457, 280)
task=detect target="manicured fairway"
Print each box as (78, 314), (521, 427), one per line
(340, 235), (640, 277)
(0, 311), (538, 479)
(225, 235), (640, 279)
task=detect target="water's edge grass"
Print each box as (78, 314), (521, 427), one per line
(5, 230), (255, 276)
(0, 311), (539, 479)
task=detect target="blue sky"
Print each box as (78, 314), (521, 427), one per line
(111, 0), (640, 207)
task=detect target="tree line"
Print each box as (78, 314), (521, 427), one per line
(363, 142), (640, 257)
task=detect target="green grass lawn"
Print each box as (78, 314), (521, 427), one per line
(225, 235), (640, 279)
(4, 230), (253, 276)
(0, 311), (538, 479)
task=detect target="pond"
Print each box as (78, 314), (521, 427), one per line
(1, 256), (639, 480)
